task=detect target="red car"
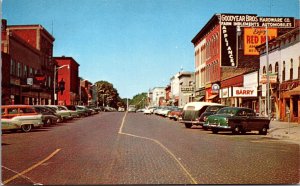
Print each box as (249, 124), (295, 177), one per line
(168, 107), (183, 121)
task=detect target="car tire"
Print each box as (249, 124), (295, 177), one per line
(232, 126), (241, 135)
(259, 126), (268, 135)
(45, 118), (52, 126)
(21, 124), (32, 132)
(212, 128), (218, 134)
(184, 123), (192, 128)
(202, 126), (208, 131)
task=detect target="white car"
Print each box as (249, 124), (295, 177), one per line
(144, 108), (152, 115)
(2, 115), (43, 132)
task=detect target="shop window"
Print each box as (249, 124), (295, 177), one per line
(290, 58), (293, 80)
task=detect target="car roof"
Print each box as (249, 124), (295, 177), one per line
(183, 102), (223, 110)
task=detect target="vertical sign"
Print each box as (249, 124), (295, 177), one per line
(221, 25), (237, 66)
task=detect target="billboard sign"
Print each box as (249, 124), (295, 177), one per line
(244, 27), (277, 55)
(220, 14), (295, 28)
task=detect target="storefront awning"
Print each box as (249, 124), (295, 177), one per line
(207, 94), (218, 100)
(284, 85), (300, 97)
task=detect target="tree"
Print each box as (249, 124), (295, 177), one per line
(94, 81), (125, 108)
(129, 93), (148, 109)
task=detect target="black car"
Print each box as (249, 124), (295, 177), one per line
(33, 105), (59, 126)
(199, 105), (228, 130)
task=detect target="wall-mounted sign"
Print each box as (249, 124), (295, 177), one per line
(181, 86), (194, 93)
(27, 78), (33, 85)
(244, 27), (277, 55)
(260, 74), (278, 84)
(220, 88), (229, 98)
(220, 14), (295, 28)
(232, 87), (257, 97)
(211, 84), (220, 94)
(221, 25), (236, 66)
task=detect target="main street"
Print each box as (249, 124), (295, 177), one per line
(2, 112), (299, 184)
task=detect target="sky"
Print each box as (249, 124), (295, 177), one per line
(2, 0), (299, 98)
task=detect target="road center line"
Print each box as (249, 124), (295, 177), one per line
(3, 148), (61, 184)
(118, 112), (198, 184)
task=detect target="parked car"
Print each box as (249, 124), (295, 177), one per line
(143, 108), (152, 115)
(58, 105), (80, 118)
(180, 102), (223, 128)
(66, 105), (86, 117)
(76, 106), (92, 116)
(32, 105), (58, 126)
(45, 105), (73, 122)
(128, 105), (136, 113)
(199, 105), (228, 130)
(1, 105), (44, 132)
(203, 107), (270, 135)
(168, 107), (183, 121)
(118, 107), (125, 112)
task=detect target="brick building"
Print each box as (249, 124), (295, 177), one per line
(80, 78), (93, 105)
(54, 56), (80, 105)
(192, 14), (296, 111)
(1, 19), (55, 105)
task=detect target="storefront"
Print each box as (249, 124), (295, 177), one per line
(280, 81), (299, 123)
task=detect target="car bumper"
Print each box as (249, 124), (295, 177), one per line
(180, 120), (201, 125)
(205, 123), (232, 130)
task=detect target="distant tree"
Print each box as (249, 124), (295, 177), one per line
(129, 93), (147, 109)
(94, 81), (124, 108)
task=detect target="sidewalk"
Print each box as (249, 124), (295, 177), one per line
(267, 120), (300, 145)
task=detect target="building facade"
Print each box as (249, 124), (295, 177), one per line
(54, 56), (80, 105)
(257, 26), (300, 123)
(1, 19), (55, 105)
(149, 87), (166, 106)
(191, 13), (297, 111)
(178, 72), (194, 107)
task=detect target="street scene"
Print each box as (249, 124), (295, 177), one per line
(2, 112), (299, 184)
(1, 0), (300, 185)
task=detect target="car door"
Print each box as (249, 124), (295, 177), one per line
(236, 109), (248, 128)
(245, 109), (256, 130)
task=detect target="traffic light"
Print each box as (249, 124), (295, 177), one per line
(59, 78), (65, 95)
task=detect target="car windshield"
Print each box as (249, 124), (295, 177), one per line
(217, 108), (237, 116)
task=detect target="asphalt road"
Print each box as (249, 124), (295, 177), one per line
(2, 112), (299, 184)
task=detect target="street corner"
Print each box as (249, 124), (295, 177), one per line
(267, 127), (300, 145)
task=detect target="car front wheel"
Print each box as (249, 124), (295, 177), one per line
(184, 123), (192, 128)
(21, 124), (32, 132)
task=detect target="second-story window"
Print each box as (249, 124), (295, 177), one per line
(290, 58), (293, 80)
(282, 61), (286, 82)
(263, 66), (266, 74)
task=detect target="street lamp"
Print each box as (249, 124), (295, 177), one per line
(265, 25), (271, 119)
(53, 64), (69, 104)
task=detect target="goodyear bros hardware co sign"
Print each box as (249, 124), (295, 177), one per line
(219, 14), (295, 67)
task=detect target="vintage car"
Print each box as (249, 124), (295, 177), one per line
(45, 105), (73, 122)
(1, 105), (44, 132)
(180, 102), (223, 128)
(33, 105), (59, 126)
(203, 107), (270, 135)
(168, 107), (183, 121)
(199, 105), (228, 130)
